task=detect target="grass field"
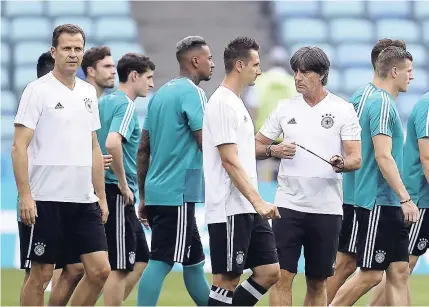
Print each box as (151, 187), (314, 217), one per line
(1, 269), (428, 306)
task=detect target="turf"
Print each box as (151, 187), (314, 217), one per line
(1, 269), (428, 306)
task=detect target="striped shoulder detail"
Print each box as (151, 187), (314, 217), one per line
(379, 92), (392, 135)
(356, 84), (376, 119)
(186, 79), (208, 110)
(119, 101), (136, 136)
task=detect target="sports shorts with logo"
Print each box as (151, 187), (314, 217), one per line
(20, 201), (107, 265)
(208, 213), (278, 275)
(104, 184), (137, 271)
(408, 208), (429, 257)
(338, 204), (359, 254)
(272, 207), (342, 278)
(146, 202), (204, 266)
(355, 205), (409, 270)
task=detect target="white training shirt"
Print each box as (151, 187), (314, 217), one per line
(259, 92), (361, 215)
(203, 86), (258, 224)
(14, 72), (100, 203)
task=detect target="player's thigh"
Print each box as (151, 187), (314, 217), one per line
(245, 214), (278, 270)
(408, 208), (429, 257)
(338, 204), (359, 254)
(303, 212), (342, 278)
(208, 214), (253, 275)
(272, 207), (306, 273)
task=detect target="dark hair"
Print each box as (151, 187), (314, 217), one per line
(37, 51), (55, 78)
(223, 36), (260, 73)
(376, 46), (413, 79)
(117, 53), (155, 83)
(290, 46), (330, 86)
(371, 39), (406, 69)
(81, 46), (112, 77)
(52, 24), (85, 48)
(176, 36), (207, 62)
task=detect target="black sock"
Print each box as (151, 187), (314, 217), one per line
(232, 277), (267, 306)
(208, 285), (233, 306)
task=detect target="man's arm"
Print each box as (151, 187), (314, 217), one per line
(418, 138), (429, 185)
(341, 140), (361, 172)
(137, 129), (150, 203)
(92, 132), (108, 223)
(255, 132), (296, 160)
(105, 133), (128, 190)
(192, 130), (202, 151)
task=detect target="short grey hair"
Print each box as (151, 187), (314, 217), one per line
(290, 46), (330, 86)
(176, 36), (207, 62)
(376, 46), (413, 79)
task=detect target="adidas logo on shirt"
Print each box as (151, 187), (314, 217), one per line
(287, 118), (297, 124)
(54, 102), (64, 109)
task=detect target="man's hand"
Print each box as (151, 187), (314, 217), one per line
(19, 194), (37, 225)
(270, 142), (296, 159)
(103, 154), (113, 170)
(330, 155), (344, 173)
(138, 200), (149, 229)
(401, 200), (419, 225)
(99, 198), (109, 224)
(254, 201), (281, 220)
(118, 183), (134, 205)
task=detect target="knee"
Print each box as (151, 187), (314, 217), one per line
(388, 263), (410, 284)
(64, 264), (85, 282)
(336, 257), (356, 277)
(30, 265), (54, 286)
(87, 264), (111, 283)
(274, 269), (295, 289)
(360, 269), (384, 287)
(306, 278), (327, 295)
(263, 264), (281, 287)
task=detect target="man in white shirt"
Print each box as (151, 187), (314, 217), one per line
(12, 24), (110, 306)
(255, 46), (362, 306)
(203, 36), (280, 306)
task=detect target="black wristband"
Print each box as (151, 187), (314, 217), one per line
(400, 198), (412, 204)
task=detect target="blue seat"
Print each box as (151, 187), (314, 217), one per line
(96, 17), (137, 40)
(414, 1), (429, 19)
(376, 19), (420, 43)
(89, 1), (131, 16)
(368, 1), (411, 18)
(15, 42), (49, 66)
(14, 66), (37, 91)
(4, 1), (44, 16)
(422, 20), (429, 44)
(396, 94), (421, 120)
(1, 66), (9, 90)
(344, 68), (374, 94)
(409, 69), (428, 93)
(321, 1), (364, 17)
(330, 19), (373, 43)
(272, 1), (319, 17)
(1, 115), (15, 140)
(289, 43), (335, 63)
(2, 44), (10, 65)
(337, 44), (373, 68)
(406, 44), (427, 67)
(280, 19), (328, 44)
(326, 68), (340, 93)
(47, 1), (86, 16)
(105, 41), (144, 61)
(1, 91), (17, 115)
(2, 18), (10, 41)
(53, 17), (94, 38)
(11, 17), (51, 41)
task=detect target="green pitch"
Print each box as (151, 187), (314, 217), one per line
(1, 269), (428, 306)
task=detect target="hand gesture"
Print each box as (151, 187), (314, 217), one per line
(103, 155), (113, 170)
(19, 194), (37, 225)
(99, 198), (109, 224)
(138, 200), (150, 229)
(271, 142), (296, 159)
(401, 200), (419, 225)
(118, 183), (134, 205)
(330, 155), (344, 173)
(255, 201), (281, 220)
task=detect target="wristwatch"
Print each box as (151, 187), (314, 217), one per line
(265, 145), (272, 157)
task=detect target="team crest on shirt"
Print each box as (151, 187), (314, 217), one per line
(417, 239), (428, 251)
(129, 251), (136, 264)
(236, 251), (244, 265)
(84, 97), (93, 113)
(34, 242), (46, 256)
(374, 250), (386, 263)
(321, 114), (335, 129)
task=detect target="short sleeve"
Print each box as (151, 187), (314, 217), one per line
(414, 104), (429, 139)
(14, 85), (43, 130)
(341, 104), (361, 141)
(182, 88), (207, 131)
(259, 104), (282, 140)
(206, 101), (238, 146)
(109, 102), (136, 141)
(91, 95), (101, 131)
(369, 94), (396, 138)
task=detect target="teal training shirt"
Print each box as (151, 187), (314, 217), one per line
(97, 90), (141, 194)
(404, 92), (429, 209)
(143, 77), (207, 206)
(343, 83), (377, 205)
(355, 89), (404, 210)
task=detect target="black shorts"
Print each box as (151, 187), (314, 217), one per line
(104, 184), (138, 271)
(208, 213), (278, 275)
(18, 221), (31, 270)
(408, 208), (429, 257)
(272, 208), (342, 278)
(130, 206), (150, 263)
(338, 204), (359, 255)
(146, 203), (204, 266)
(356, 205), (409, 270)
(19, 201), (107, 265)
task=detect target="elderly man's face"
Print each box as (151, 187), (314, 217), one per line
(293, 69), (323, 95)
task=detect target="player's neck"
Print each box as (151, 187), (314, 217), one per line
(87, 78), (104, 98)
(179, 69), (200, 85)
(221, 75), (245, 97)
(302, 87), (328, 106)
(118, 83), (137, 101)
(52, 68), (76, 90)
(375, 80), (399, 99)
